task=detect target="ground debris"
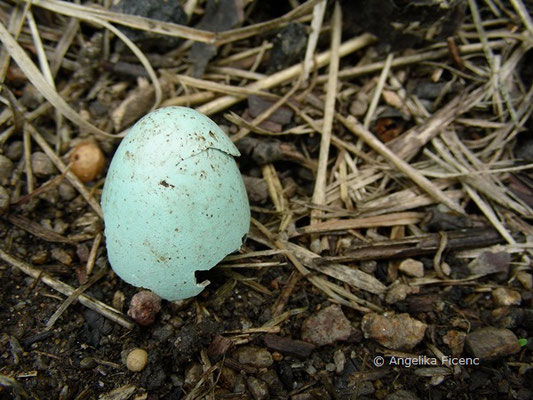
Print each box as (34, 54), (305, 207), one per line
(465, 327), (521, 360)
(361, 312), (427, 350)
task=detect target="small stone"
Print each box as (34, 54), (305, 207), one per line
(491, 307), (523, 329)
(0, 186), (9, 215)
(112, 290), (125, 312)
(301, 304), (354, 347)
(79, 356), (96, 369)
(442, 330), (466, 356)
(247, 376), (269, 400)
(516, 272), (533, 290)
(468, 251), (510, 277)
(51, 248), (74, 266)
(31, 250), (49, 265)
(242, 175), (269, 204)
(248, 95), (294, 125)
(219, 366), (238, 390)
(6, 141), (23, 161)
(386, 390), (420, 400)
(267, 22), (307, 74)
(361, 312), (427, 350)
(492, 287), (521, 306)
(152, 324), (174, 342)
(465, 327), (521, 360)
(360, 260), (377, 274)
(261, 369), (286, 397)
(0, 155), (14, 184)
(234, 346), (273, 368)
(398, 258), (424, 277)
(523, 305), (533, 325)
(58, 182), (77, 201)
(126, 348), (148, 372)
(234, 374), (247, 394)
(68, 141), (106, 183)
(128, 290), (162, 326)
(385, 283), (419, 304)
(31, 151), (57, 177)
(333, 349), (346, 374)
(184, 362), (203, 388)
(349, 95), (369, 117)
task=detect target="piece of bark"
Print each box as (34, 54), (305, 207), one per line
(264, 333), (315, 359)
(208, 334), (233, 362)
(236, 136), (309, 166)
(317, 228), (507, 264)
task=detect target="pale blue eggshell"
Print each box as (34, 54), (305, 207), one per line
(101, 107), (250, 301)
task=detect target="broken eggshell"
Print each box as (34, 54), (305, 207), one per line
(101, 107), (250, 301)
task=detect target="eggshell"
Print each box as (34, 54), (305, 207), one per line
(101, 107), (250, 301)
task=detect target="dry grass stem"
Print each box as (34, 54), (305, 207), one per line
(0, 248), (133, 329)
(302, 0), (327, 82)
(311, 1), (342, 223)
(197, 33), (375, 115)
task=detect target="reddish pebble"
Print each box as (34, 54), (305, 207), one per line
(128, 290), (162, 326)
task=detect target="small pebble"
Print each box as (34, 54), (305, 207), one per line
(465, 327), (521, 360)
(31, 151), (57, 177)
(51, 248), (74, 266)
(492, 287), (521, 306)
(516, 271), (533, 290)
(301, 304), (354, 347)
(361, 312), (427, 350)
(333, 349), (346, 374)
(0, 186), (9, 215)
(261, 369), (286, 397)
(68, 141), (106, 183)
(79, 356), (96, 369)
(128, 290), (162, 326)
(468, 251), (510, 277)
(234, 346), (273, 368)
(6, 141), (23, 161)
(184, 362), (203, 388)
(386, 390), (420, 400)
(398, 258), (424, 277)
(31, 250), (49, 265)
(0, 155), (14, 184)
(58, 182), (77, 201)
(247, 376), (269, 400)
(385, 283), (419, 304)
(126, 348), (148, 372)
(112, 290), (125, 311)
(442, 329), (466, 356)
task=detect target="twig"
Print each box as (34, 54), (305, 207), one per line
(311, 1), (342, 223)
(509, 0), (533, 36)
(339, 115), (465, 214)
(0, 248), (134, 329)
(294, 211), (425, 236)
(318, 228), (507, 263)
(45, 267), (107, 330)
(302, 0), (327, 82)
(197, 33), (375, 115)
(363, 53), (393, 129)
